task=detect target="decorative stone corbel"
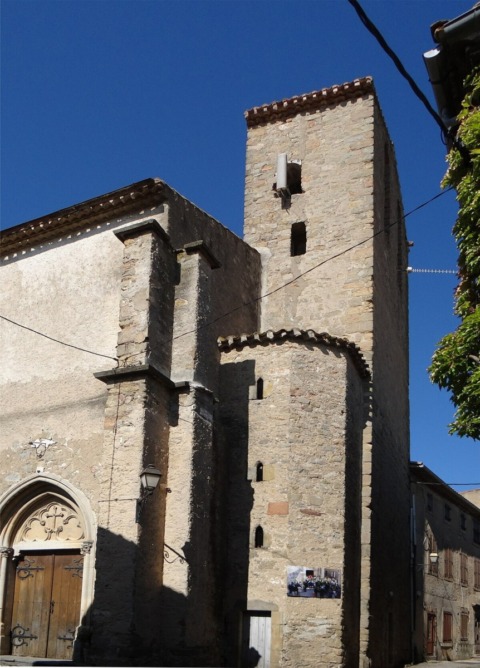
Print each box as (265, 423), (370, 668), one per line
(80, 541), (93, 555)
(0, 547), (13, 558)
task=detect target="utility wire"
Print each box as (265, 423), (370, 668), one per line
(172, 186), (454, 343)
(347, 0), (471, 165)
(416, 481), (480, 486)
(0, 314), (118, 361)
(0, 186), (454, 356)
(403, 187), (454, 218)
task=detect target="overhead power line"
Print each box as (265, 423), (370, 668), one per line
(0, 314), (117, 361)
(416, 481), (480, 487)
(347, 0), (471, 164)
(0, 186), (455, 357)
(172, 187), (454, 343)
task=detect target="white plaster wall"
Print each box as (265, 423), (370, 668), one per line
(0, 227), (124, 498)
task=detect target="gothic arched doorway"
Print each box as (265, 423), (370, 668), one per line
(0, 476), (95, 660)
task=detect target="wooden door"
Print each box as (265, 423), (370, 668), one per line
(426, 613), (436, 657)
(242, 612), (271, 668)
(10, 551), (83, 660)
(11, 554), (53, 657)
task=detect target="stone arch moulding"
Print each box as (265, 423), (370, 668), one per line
(0, 473), (97, 650)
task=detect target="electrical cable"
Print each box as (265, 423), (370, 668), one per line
(0, 186), (455, 355)
(347, 0), (471, 165)
(0, 314), (118, 360)
(403, 187), (454, 218)
(416, 481), (480, 486)
(172, 186), (455, 343)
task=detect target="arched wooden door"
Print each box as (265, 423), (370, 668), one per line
(2, 491), (88, 660)
(11, 550), (83, 660)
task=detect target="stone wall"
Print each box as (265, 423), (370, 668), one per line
(0, 184), (261, 665)
(218, 337), (367, 668)
(243, 95), (375, 355)
(364, 102), (411, 668)
(412, 471), (480, 662)
(243, 88), (411, 667)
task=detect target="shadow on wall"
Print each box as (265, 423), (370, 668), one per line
(69, 527), (191, 667)
(216, 360), (256, 666)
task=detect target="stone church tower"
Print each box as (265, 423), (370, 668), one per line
(0, 77), (411, 668)
(218, 77), (411, 667)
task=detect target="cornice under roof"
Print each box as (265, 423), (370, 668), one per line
(218, 328), (370, 378)
(410, 461), (480, 516)
(0, 178), (167, 259)
(245, 77), (374, 127)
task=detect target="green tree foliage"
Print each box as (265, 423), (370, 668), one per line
(429, 70), (480, 440)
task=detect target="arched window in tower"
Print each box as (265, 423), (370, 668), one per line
(255, 525), (264, 548)
(256, 462), (264, 482)
(291, 222), (306, 256)
(256, 377), (264, 400)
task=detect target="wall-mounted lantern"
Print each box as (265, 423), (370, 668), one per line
(136, 465), (162, 523)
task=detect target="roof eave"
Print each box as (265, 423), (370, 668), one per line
(0, 178), (168, 259)
(245, 77), (374, 128)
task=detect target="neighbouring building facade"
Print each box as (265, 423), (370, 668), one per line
(0, 77), (412, 667)
(411, 463), (480, 662)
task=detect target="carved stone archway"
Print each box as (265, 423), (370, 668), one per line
(0, 475), (96, 658)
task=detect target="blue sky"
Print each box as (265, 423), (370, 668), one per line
(1, 0), (478, 490)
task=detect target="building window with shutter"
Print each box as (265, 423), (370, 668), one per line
(427, 493), (433, 512)
(474, 558), (480, 590)
(428, 534), (439, 576)
(460, 612), (469, 641)
(443, 611), (453, 643)
(474, 519), (480, 544)
(461, 553), (468, 585)
(444, 548), (453, 580)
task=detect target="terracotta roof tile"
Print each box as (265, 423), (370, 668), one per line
(0, 178), (167, 259)
(218, 328), (370, 378)
(245, 77), (374, 127)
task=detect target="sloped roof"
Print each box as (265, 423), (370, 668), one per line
(218, 328), (370, 378)
(0, 178), (167, 259)
(410, 461), (480, 516)
(245, 76), (374, 127)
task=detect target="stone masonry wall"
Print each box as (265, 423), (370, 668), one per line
(243, 95), (375, 355)
(412, 477), (480, 662)
(165, 187), (261, 394)
(365, 103), (411, 668)
(219, 339), (366, 668)
(243, 90), (411, 667)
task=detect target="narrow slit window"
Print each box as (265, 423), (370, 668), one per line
(291, 222), (306, 256)
(256, 462), (263, 482)
(254, 526), (264, 548)
(256, 378), (264, 400)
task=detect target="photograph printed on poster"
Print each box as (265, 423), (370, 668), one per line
(286, 566), (342, 598)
